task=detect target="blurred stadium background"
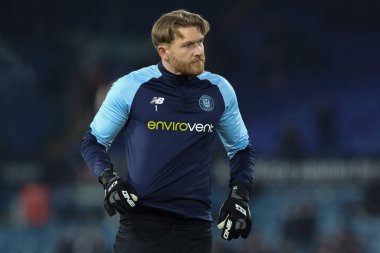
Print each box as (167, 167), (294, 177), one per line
(1, 0), (380, 252)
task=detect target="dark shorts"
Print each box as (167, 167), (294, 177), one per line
(114, 207), (212, 253)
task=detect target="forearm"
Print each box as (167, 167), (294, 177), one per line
(229, 143), (254, 192)
(80, 128), (114, 177)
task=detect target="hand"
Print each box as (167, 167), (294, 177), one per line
(217, 185), (252, 240)
(99, 170), (138, 216)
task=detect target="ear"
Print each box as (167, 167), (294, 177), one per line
(157, 45), (170, 60)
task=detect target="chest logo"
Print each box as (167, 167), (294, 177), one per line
(199, 95), (214, 111)
(150, 97), (165, 111)
(150, 97), (165, 105)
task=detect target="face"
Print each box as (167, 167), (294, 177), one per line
(159, 26), (206, 76)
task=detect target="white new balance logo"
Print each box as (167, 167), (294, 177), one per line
(150, 97), (165, 104)
(150, 97), (165, 111)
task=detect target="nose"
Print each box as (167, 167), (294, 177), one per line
(194, 43), (203, 56)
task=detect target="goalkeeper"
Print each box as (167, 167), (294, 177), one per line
(81, 9), (254, 253)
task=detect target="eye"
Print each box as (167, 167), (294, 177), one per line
(182, 40), (204, 48)
(183, 43), (193, 48)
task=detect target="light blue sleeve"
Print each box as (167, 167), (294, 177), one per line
(199, 72), (249, 159)
(90, 65), (161, 150)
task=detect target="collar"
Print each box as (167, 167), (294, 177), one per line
(157, 61), (198, 83)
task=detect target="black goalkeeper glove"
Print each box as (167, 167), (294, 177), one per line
(217, 184), (252, 240)
(99, 169), (138, 216)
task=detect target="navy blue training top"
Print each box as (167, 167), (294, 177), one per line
(81, 62), (254, 221)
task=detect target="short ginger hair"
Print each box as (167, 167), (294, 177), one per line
(151, 9), (210, 48)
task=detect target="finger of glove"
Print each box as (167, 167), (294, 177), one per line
(241, 218), (252, 239)
(125, 183), (138, 196)
(218, 215), (228, 228)
(104, 201), (116, 216)
(228, 219), (243, 240)
(234, 219), (243, 230)
(121, 190), (137, 208)
(230, 225), (241, 240)
(115, 191), (137, 212)
(226, 218), (244, 240)
(108, 191), (119, 205)
(221, 218), (235, 240)
(112, 202), (127, 215)
(112, 191), (131, 213)
(236, 218), (246, 230)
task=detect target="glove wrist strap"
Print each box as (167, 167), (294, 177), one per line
(231, 184), (250, 202)
(98, 169), (118, 186)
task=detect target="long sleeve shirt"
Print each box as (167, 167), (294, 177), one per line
(81, 62), (254, 221)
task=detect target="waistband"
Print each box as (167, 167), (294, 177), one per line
(121, 205), (211, 225)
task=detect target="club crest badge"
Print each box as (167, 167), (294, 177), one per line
(199, 95), (214, 111)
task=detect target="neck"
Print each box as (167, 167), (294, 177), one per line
(162, 60), (181, 75)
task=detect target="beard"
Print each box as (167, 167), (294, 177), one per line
(170, 55), (206, 76)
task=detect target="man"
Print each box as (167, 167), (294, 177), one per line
(81, 9), (254, 253)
